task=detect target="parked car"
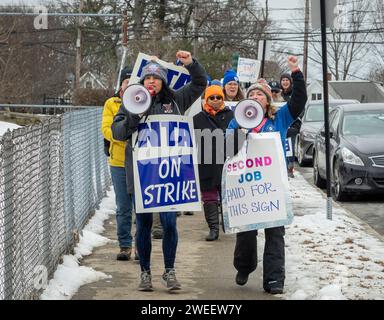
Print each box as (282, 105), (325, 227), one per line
(296, 99), (359, 166)
(312, 103), (384, 201)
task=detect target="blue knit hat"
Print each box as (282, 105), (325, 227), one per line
(211, 79), (222, 86)
(223, 69), (239, 86)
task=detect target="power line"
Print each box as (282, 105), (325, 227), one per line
(0, 12), (122, 17)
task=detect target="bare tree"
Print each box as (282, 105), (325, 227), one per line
(309, 0), (374, 80)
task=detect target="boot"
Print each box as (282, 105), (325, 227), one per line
(203, 202), (219, 241)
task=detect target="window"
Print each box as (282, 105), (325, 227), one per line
(330, 110), (341, 134)
(86, 81), (92, 89)
(312, 93), (317, 100)
(317, 93), (322, 100)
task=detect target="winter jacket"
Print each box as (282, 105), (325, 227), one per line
(112, 58), (207, 194)
(228, 70), (307, 153)
(193, 108), (234, 192)
(101, 96), (126, 167)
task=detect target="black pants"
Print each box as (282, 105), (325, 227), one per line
(233, 226), (285, 290)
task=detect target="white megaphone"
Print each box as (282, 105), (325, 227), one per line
(234, 99), (265, 129)
(122, 84), (152, 114)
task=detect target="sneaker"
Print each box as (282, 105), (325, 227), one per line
(161, 269), (181, 290)
(235, 272), (249, 286)
(152, 229), (163, 239)
(116, 247), (131, 261)
(138, 271), (153, 291)
(265, 286), (284, 294)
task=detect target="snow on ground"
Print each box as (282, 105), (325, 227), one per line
(40, 189), (117, 300)
(258, 172), (384, 300)
(0, 121), (21, 136)
(39, 171), (384, 300)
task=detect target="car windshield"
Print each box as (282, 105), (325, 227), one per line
(303, 104), (327, 122)
(342, 111), (384, 136)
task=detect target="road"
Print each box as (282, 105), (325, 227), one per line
(296, 165), (384, 236)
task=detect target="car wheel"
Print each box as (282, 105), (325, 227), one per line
(313, 152), (326, 188)
(297, 137), (306, 167)
(332, 161), (347, 201)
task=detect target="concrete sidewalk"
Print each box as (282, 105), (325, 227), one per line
(72, 211), (279, 300)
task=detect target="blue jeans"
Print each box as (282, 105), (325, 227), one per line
(110, 166), (133, 248)
(136, 212), (178, 272)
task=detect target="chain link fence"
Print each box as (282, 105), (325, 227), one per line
(0, 108), (111, 300)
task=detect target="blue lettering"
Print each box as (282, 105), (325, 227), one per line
(178, 122), (192, 147)
(173, 73), (191, 90)
(137, 59), (149, 78)
(167, 69), (180, 86)
(161, 121), (177, 147)
(138, 122), (160, 147)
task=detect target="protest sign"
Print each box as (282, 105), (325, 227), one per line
(237, 57), (261, 83)
(129, 52), (191, 90)
(221, 132), (293, 233)
(225, 101), (238, 111)
(132, 115), (201, 213)
(285, 137), (293, 157)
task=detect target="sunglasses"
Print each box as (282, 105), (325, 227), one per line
(208, 95), (223, 101)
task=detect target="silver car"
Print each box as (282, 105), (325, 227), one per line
(296, 99), (359, 166)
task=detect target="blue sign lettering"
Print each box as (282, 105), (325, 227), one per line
(138, 155), (198, 208)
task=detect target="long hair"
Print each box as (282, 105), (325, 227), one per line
(156, 81), (175, 103)
(223, 85), (245, 101)
(266, 102), (277, 120)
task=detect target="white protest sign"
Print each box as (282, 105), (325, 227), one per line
(285, 137), (293, 157)
(129, 52), (191, 90)
(221, 132), (293, 233)
(224, 101), (238, 111)
(237, 57), (261, 83)
(132, 115), (201, 213)
(184, 97), (202, 117)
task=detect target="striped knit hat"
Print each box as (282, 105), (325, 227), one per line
(246, 78), (273, 102)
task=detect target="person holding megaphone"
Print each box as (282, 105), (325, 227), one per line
(227, 55), (307, 294)
(112, 50), (206, 292)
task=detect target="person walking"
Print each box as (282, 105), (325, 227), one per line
(193, 85), (234, 241)
(112, 50), (206, 292)
(101, 67), (136, 261)
(227, 56), (307, 294)
(222, 69), (245, 102)
(280, 73), (300, 178)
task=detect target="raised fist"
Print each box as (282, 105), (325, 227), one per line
(287, 55), (299, 71)
(176, 50), (193, 66)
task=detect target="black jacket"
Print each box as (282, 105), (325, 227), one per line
(111, 58), (207, 194)
(193, 108), (234, 192)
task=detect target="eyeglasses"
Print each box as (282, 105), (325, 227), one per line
(208, 95), (223, 101)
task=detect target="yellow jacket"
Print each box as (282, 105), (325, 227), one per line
(101, 96), (126, 167)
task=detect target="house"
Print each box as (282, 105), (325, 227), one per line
(307, 80), (384, 103)
(79, 71), (107, 90)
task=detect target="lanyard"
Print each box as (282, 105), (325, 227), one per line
(251, 118), (268, 133)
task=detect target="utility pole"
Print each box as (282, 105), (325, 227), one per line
(192, 0), (198, 57)
(115, 10), (129, 93)
(303, 0), (310, 84)
(75, 0), (84, 90)
(260, 0), (269, 78)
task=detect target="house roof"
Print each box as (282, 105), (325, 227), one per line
(316, 80), (384, 103)
(80, 71), (107, 89)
